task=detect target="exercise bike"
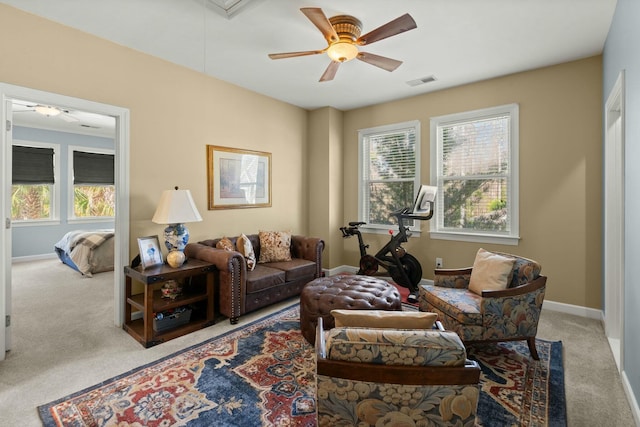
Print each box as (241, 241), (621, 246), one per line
(340, 196), (434, 303)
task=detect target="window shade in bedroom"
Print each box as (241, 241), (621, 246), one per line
(73, 151), (115, 185)
(12, 145), (55, 184)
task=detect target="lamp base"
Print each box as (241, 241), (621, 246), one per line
(163, 223), (190, 252)
(166, 250), (186, 268)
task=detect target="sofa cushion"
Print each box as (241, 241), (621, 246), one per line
(258, 230), (292, 263)
(246, 265), (286, 293)
(468, 248), (515, 295)
(325, 327), (467, 366)
(261, 258), (315, 281)
(422, 285), (483, 326)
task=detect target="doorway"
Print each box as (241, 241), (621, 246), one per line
(604, 71), (624, 372)
(0, 83), (130, 360)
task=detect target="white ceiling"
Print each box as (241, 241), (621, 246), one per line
(4, 0), (616, 126)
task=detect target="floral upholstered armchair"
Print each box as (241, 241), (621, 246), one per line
(315, 317), (481, 427)
(418, 248), (547, 359)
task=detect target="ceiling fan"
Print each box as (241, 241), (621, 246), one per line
(268, 7), (417, 82)
(13, 101), (79, 123)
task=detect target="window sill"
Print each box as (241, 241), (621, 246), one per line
(68, 217), (115, 224)
(12, 220), (61, 227)
(429, 231), (519, 246)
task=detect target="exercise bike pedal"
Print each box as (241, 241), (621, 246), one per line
(406, 292), (419, 304)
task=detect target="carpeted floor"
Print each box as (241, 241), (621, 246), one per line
(1, 259), (635, 426)
(38, 303), (565, 427)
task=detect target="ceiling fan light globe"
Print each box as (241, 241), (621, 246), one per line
(34, 105), (61, 116)
(327, 42), (358, 62)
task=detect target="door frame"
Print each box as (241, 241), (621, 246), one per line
(0, 83), (130, 360)
(603, 71), (625, 372)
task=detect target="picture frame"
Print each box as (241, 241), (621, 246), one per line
(207, 145), (272, 210)
(137, 235), (164, 269)
(412, 184), (437, 215)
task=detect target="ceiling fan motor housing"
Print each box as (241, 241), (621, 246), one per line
(328, 15), (362, 41)
(327, 15), (362, 62)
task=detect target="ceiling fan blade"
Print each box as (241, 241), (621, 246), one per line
(357, 13), (417, 45)
(319, 61), (340, 82)
(357, 52), (403, 72)
(301, 7), (339, 44)
(268, 49), (325, 60)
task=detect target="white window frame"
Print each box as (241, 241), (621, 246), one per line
(11, 140), (60, 227)
(430, 104), (519, 245)
(68, 145), (115, 223)
(358, 120), (421, 235)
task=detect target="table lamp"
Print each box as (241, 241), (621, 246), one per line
(152, 187), (203, 267)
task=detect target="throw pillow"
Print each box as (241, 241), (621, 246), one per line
(257, 230), (292, 263)
(216, 237), (235, 252)
(331, 309), (438, 330)
(236, 233), (256, 271)
(468, 248), (516, 295)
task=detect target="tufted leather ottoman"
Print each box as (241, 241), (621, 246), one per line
(299, 275), (402, 345)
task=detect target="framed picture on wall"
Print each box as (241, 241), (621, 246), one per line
(207, 145), (272, 210)
(137, 235), (164, 269)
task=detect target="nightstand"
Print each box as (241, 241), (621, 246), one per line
(123, 259), (215, 347)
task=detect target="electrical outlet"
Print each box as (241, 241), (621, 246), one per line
(436, 257), (443, 268)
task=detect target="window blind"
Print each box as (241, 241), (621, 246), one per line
(361, 125), (418, 226)
(73, 151), (114, 185)
(12, 145), (55, 184)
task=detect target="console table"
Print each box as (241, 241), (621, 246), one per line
(123, 259), (215, 347)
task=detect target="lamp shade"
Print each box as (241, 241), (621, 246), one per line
(152, 188), (203, 225)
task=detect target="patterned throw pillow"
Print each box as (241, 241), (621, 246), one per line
(215, 237), (235, 251)
(257, 230), (292, 263)
(236, 234), (256, 271)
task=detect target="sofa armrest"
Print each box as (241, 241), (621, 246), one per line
(291, 235), (324, 276)
(184, 242), (245, 323)
(480, 275), (546, 298)
(185, 243), (244, 272)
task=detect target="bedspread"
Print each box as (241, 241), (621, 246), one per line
(54, 229), (115, 276)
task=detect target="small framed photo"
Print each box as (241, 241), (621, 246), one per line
(137, 235), (164, 269)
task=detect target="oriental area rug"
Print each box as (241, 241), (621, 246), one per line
(39, 303), (566, 427)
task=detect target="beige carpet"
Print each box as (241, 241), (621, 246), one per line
(0, 258), (635, 426)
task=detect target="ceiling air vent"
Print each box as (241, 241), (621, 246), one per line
(406, 75), (437, 87)
(206, 0), (256, 19)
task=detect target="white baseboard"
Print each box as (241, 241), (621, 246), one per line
(541, 299), (602, 320)
(12, 253), (58, 263)
(622, 371), (640, 426)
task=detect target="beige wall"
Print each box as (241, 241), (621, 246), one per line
(308, 107), (344, 268)
(340, 56), (603, 309)
(0, 5), (309, 259)
(1, 5), (604, 309)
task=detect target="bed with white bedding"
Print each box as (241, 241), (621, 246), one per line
(54, 229), (115, 277)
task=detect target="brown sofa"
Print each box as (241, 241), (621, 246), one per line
(184, 234), (324, 324)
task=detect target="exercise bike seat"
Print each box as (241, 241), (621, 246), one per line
(348, 221), (366, 227)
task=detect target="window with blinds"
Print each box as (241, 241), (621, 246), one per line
(359, 121), (420, 229)
(70, 147), (115, 219)
(430, 104), (519, 244)
(11, 143), (59, 222)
